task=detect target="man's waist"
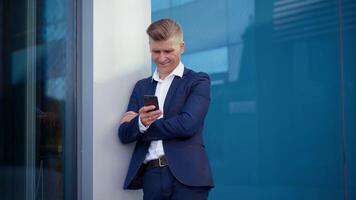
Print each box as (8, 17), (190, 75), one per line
(144, 156), (168, 170)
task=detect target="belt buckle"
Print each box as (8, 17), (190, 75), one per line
(158, 157), (166, 167)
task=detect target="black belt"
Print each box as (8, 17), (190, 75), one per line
(145, 156), (168, 170)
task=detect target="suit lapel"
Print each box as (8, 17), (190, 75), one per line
(163, 68), (189, 116)
(146, 79), (157, 95)
(163, 76), (182, 116)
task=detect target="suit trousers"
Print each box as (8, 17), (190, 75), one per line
(142, 166), (210, 200)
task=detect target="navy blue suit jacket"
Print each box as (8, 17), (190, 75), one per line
(118, 68), (214, 189)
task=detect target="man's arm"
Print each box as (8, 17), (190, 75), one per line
(118, 115), (141, 144)
(118, 83), (142, 144)
(118, 81), (162, 144)
(142, 73), (210, 141)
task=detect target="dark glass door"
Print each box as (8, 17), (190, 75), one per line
(0, 0), (78, 199)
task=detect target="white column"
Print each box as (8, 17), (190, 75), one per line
(93, 0), (151, 199)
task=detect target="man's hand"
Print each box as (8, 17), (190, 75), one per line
(120, 111), (138, 124)
(139, 105), (162, 127)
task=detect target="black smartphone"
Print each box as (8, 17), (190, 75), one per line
(143, 95), (159, 111)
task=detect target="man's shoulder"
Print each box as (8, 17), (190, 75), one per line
(135, 76), (153, 86)
(183, 67), (210, 82)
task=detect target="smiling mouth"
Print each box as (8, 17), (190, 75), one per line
(159, 62), (170, 66)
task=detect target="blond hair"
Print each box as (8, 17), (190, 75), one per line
(146, 18), (183, 41)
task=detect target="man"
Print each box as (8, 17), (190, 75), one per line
(118, 18), (214, 200)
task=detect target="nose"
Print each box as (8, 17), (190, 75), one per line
(157, 52), (167, 62)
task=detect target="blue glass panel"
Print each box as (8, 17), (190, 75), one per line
(152, 0), (197, 12)
(152, 0), (170, 12)
(152, 0), (355, 199)
(171, 0), (196, 7)
(0, 0), (77, 199)
(342, 0), (356, 199)
(182, 47), (228, 74)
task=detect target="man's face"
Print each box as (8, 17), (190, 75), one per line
(149, 36), (185, 77)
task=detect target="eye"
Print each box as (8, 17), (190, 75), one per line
(164, 50), (173, 53)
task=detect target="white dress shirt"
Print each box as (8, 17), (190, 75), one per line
(138, 62), (184, 163)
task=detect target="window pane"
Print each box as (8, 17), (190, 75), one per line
(0, 0), (77, 199)
(152, 0), (355, 199)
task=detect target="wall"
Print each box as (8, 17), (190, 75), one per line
(93, 0), (151, 199)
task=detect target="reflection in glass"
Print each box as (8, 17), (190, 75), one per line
(0, 0), (77, 199)
(152, 0), (355, 199)
(182, 47), (228, 74)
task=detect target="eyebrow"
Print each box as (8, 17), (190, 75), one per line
(151, 48), (174, 52)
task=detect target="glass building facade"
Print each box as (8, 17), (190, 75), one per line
(1, 0), (355, 199)
(0, 0), (78, 199)
(152, 0), (356, 199)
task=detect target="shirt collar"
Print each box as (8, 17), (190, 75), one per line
(152, 62), (184, 82)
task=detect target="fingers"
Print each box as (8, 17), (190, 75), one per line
(139, 106), (162, 126)
(140, 105), (156, 113)
(146, 110), (161, 121)
(139, 105), (159, 116)
(126, 111), (137, 115)
(120, 106), (161, 126)
(120, 111), (138, 124)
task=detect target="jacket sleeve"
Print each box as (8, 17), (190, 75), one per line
(118, 82), (142, 144)
(142, 73), (211, 141)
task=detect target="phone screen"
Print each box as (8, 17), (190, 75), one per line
(143, 95), (159, 111)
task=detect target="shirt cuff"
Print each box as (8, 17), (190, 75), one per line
(138, 116), (149, 133)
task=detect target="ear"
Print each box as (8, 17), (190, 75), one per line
(180, 41), (185, 53)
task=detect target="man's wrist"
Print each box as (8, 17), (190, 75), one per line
(138, 116), (149, 133)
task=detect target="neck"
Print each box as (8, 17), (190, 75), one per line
(158, 72), (169, 80)
(157, 66), (177, 80)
